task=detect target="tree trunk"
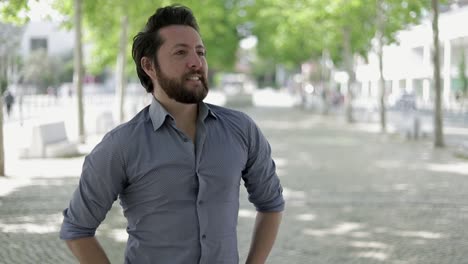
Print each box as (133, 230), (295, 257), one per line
(377, 0), (387, 133)
(116, 15), (129, 123)
(343, 26), (355, 123)
(432, 0), (444, 148)
(0, 97), (4, 176)
(0, 54), (5, 176)
(321, 50), (330, 115)
(74, 0), (85, 144)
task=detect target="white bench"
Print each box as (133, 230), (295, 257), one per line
(19, 121), (79, 158)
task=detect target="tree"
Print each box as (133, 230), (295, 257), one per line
(248, 0), (326, 68)
(458, 50), (468, 111)
(80, 0), (242, 122)
(322, 0), (376, 123)
(1, 0), (87, 143)
(373, 0), (429, 133)
(251, 0), (379, 121)
(73, 0), (85, 143)
(0, 18), (26, 176)
(432, 0), (444, 147)
(0, 89), (3, 176)
(189, 0), (243, 71)
(22, 50), (56, 92)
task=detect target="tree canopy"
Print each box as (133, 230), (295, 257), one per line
(1, 0), (435, 76)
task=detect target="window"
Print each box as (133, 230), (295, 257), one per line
(30, 37), (48, 52)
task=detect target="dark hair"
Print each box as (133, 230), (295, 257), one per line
(132, 5), (200, 93)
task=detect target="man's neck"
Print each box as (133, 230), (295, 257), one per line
(153, 91), (198, 141)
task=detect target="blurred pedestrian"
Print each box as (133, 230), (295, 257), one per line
(3, 90), (14, 117)
(59, 4), (284, 264)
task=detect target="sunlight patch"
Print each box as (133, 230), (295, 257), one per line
(426, 163), (468, 176)
(394, 230), (444, 239)
(0, 222), (59, 234)
(295, 213), (316, 221)
(303, 222), (363, 237)
(0, 213), (62, 234)
(445, 126), (468, 136)
(350, 241), (389, 249)
(355, 251), (388, 261)
(282, 188), (306, 200)
(0, 178), (32, 196)
(332, 222), (363, 234)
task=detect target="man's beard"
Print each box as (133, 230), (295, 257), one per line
(155, 67), (209, 104)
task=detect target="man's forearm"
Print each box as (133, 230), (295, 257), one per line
(246, 211), (283, 264)
(65, 237), (111, 264)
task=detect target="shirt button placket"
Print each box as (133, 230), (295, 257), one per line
(196, 170), (208, 257)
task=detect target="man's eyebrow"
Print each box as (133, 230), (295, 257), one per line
(172, 43), (205, 49)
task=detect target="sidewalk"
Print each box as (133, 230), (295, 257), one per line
(1, 106), (468, 263)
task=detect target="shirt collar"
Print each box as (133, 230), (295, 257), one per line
(149, 96), (218, 131)
(149, 97), (172, 131)
(198, 100), (218, 122)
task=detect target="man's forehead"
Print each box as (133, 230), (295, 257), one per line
(159, 25), (204, 47)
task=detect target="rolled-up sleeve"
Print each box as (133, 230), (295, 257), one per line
(241, 117), (285, 212)
(60, 132), (127, 240)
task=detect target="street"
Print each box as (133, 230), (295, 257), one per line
(1, 105), (468, 263)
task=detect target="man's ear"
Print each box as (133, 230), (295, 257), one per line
(141, 57), (157, 79)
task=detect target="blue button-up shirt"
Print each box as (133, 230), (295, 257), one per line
(60, 98), (285, 264)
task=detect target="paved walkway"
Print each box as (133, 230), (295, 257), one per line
(1, 106), (468, 263)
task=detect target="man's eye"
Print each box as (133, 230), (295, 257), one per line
(175, 50), (186, 55)
(198, 51), (206, 56)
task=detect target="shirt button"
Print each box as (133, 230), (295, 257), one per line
(198, 200), (203, 205)
(183, 138), (189, 142)
(202, 234), (206, 239)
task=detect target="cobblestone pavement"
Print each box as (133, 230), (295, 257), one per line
(1, 106), (468, 264)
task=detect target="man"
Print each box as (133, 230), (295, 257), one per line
(60, 5), (284, 264)
(3, 90), (14, 117)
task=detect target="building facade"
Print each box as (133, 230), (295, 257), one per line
(355, 5), (468, 110)
(19, 21), (74, 58)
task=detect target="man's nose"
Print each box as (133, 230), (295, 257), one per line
(187, 52), (202, 69)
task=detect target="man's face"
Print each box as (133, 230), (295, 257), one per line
(154, 25), (208, 104)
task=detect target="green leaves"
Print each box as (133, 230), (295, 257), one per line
(188, 0), (243, 71)
(1, 0), (433, 75)
(248, 0), (429, 69)
(0, 0), (30, 24)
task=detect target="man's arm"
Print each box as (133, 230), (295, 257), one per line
(245, 211), (283, 264)
(66, 237), (111, 264)
(60, 132), (127, 262)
